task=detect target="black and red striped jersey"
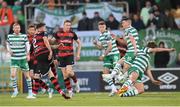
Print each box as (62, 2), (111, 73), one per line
(27, 34), (35, 60)
(54, 30), (78, 57)
(33, 32), (49, 57)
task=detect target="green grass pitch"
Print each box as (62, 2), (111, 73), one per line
(0, 92), (180, 106)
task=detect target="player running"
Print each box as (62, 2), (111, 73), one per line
(32, 23), (70, 99)
(27, 24), (56, 98)
(51, 20), (81, 98)
(93, 21), (120, 96)
(7, 23), (35, 99)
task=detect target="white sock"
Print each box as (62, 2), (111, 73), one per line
(111, 84), (117, 92)
(111, 63), (123, 78)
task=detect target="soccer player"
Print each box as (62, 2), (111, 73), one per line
(6, 23), (35, 99)
(27, 24), (53, 98)
(32, 23), (70, 99)
(117, 42), (175, 97)
(51, 20), (81, 98)
(93, 21), (120, 96)
(103, 16), (141, 81)
(27, 24), (37, 78)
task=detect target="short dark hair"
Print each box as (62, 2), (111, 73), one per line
(98, 21), (106, 25)
(36, 23), (45, 29)
(109, 14), (114, 17)
(120, 16), (130, 23)
(13, 23), (20, 28)
(94, 11), (99, 14)
(64, 20), (71, 25)
(159, 41), (165, 46)
(28, 24), (35, 29)
(147, 41), (157, 48)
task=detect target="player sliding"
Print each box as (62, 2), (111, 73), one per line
(93, 21), (120, 96)
(117, 42), (175, 97)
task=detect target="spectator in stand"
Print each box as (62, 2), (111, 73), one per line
(174, 5), (180, 29)
(132, 14), (145, 31)
(146, 13), (158, 28)
(175, 53), (180, 67)
(16, 10), (25, 26)
(48, 0), (55, 10)
(140, 1), (152, 26)
(90, 11), (103, 30)
(0, 1), (14, 46)
(79, 0), (89, 3)
(67, 0), (79, 4)
(12, 1), (21, 15)
(163, 9), (177, 29)
(33, 0), (45, 4)
(77, 11), (90, 31)
(149, 4), (159, 14)
(0, 0), (3, 8)
(156, 0), (171, 11)
(154, 41), (170, 68)
(105, 14), (119, 30)
(145, 13), (157, 41)
(153, 10), (164, 29)
(148, 4), (163, 29)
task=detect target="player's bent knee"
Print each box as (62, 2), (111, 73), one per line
(129, 72), (139, 82)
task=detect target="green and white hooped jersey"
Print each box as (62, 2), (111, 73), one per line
(98, 31), (119, 56)
(124, 26), (140, 53)
(7, 33), (28, 60)
(132, 47), (151, 73)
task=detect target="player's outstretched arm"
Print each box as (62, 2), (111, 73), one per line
(149, 48), (175, 53)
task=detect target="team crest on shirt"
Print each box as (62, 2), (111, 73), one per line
(127, 56), (132, 61)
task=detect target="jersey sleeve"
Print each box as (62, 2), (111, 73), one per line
(44, 32), (48, 37)
(7, 35), (10, 43)
(53, 32), (58, 39)
(24, 35), (30, 53)
(24, 35), (28, 42)
(143, 47), (151, 54)
(106, 32), (112, 43)
(73, 32), (78, 40)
